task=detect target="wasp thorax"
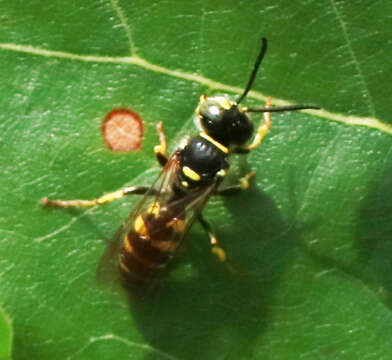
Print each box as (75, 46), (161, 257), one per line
(196, 95), (253, 147)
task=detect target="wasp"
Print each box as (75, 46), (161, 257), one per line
(42, 38), (318, 285)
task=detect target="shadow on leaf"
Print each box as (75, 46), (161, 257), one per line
(355, 162), (392, 308)
(122, 185), (298, 360)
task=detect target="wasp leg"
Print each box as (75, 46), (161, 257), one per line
(41, 186), (151, 208)
(216, 172), (255, 196)
(247, 96), (272, 151)
(197, 213), (227, 262)
(154, 121), (168, 167)
(233, 97), (272, 154)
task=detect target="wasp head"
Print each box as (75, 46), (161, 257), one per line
(194, 95), (253, 147)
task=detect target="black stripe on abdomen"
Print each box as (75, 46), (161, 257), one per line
(120, 230), (177, 282)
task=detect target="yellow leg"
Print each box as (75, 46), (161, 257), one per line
(41, 186), (149, 208)
(153, 121), (168, 166)
(197, 214), (227, 262)
(216, 171), (255, 196)
(211, 245), (227, 262)
(43, 122), (168, 208)
(239, 171), (255, 190)
(247, 97), (272, 151)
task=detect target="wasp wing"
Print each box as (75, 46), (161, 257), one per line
(97, 150), (219, 292)
(96, 152), (180, 285)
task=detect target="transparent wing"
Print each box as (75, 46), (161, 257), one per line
(97, 150), (219, 290)
(96, 152), (181, 285)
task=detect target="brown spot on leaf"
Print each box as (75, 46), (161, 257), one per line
(102, 109), (143, 152)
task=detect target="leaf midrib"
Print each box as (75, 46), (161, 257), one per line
(0, 42), (389, 136)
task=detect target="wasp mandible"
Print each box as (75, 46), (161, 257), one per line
(42, 38), (319, 284)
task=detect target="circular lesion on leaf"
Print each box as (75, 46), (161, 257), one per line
(102, 109), (143, 152)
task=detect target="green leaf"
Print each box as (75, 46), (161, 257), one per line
(1, 1), (392, 359)
(0, 305), (12, 360)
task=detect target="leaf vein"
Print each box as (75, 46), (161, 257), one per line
(66, 334), (179, 360)
(328, 0), (376, 117)
(298, 128), (342, 215)
(108, 0), (137, 55)
(0, 42), (390, 135)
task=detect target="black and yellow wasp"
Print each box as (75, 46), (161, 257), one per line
(42, 38), (318, 284)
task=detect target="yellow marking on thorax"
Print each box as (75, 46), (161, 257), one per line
(182, 166), (201, 181)
(200, 132), (229, 154)
(134, 215), (148, 236)
(217, 97), (232, 110)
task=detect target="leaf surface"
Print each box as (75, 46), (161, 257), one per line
(0, 305), (12, 360)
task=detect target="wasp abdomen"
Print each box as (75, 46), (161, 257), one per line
(120, 233), (176, 281)
(120, 207), (184, 282)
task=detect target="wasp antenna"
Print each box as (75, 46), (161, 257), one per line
(245, 104), (320, 113)
(237, 37), (268, 105)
